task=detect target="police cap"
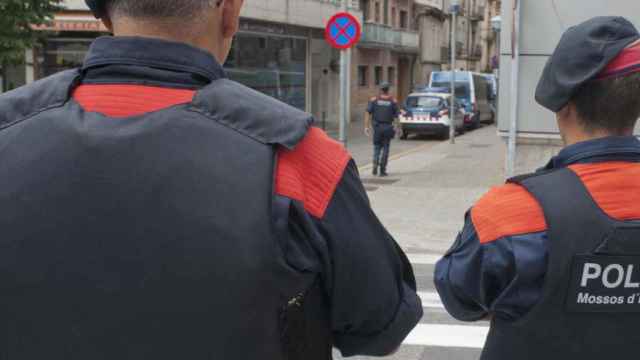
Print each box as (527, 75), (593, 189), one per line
(535, 17), (640, 112)
(85, 0), (107, 18)
(380, 82), (391, 92)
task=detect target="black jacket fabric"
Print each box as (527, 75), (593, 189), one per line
(0, 36), (422, 359)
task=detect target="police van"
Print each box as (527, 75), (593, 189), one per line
(429, 71), (494, 124)
(399, 92), (465, 140)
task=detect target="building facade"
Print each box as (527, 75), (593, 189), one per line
(7, 0), (363, 129)
(5, 0), (497, 127)
(353, 0), (420, 122)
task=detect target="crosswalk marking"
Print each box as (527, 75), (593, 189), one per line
(407, 253), (442, 265)
(404, 324), (489, 349)
(418, 291), (444, 309)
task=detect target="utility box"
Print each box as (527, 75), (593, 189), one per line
(498, 0), (640, 174)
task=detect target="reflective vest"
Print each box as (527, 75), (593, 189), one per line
(482, 167), (640, 360)
(0, 70), (332, 359)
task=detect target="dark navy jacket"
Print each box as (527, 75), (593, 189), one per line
(0, 36), (422, 359)
(435, 136), (640, 321)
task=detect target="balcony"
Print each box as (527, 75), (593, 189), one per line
(311, 0), (360, 10)
(360, 23), (419, 53)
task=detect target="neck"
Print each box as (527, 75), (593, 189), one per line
(112, 19), (224, 62)
(563, 129), (632, 147)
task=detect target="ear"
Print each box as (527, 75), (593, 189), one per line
(101, 17), (114, 33)
(221, 0), (243, 39)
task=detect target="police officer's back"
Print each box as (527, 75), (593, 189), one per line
(436, 17), (640, 359)
(0, 1), (422, 358)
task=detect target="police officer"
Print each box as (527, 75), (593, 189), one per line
(435, 17), (640, 359)
(365, 82), (399, 176)
(0, 1), (423, 358)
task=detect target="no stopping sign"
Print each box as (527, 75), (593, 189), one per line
(325, 12), (362, 50)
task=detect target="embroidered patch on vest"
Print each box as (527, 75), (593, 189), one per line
(276, 127), (351, 219)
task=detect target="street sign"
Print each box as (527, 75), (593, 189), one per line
(325, 12), (362, 50)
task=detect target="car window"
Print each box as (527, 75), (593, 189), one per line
(406, 96), (442, 108)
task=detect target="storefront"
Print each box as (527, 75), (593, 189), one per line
(7, 11), (341, 129)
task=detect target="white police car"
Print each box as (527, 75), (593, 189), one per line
(399, 92), (466, 140)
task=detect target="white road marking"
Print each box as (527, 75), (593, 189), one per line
(403, 324), (489, 349)
(407, 253), (442, 265)
(418, 291), (444, 309)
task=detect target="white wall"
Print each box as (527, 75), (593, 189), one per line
(498, 0), (640, 136)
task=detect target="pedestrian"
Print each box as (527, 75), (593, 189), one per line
(365, 82), (400, 177)
(0, 0), (422, 358)
(435, 16), (640, 360)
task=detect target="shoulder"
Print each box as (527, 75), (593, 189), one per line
(0, 69), (80, 129)
(276, 127), (352, 219)
(370, 97), (378, 102)
(470, 183), (547, 244)
(192, 79), (313, 149)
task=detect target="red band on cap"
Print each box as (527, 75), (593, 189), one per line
(598, 41), (640, 79)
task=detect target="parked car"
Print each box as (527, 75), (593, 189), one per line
(429, 71), (495, 124)
(482, 74), (499, 119)
(399, 92), (466, 140)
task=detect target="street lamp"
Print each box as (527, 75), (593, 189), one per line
(449, 0), (461, 144)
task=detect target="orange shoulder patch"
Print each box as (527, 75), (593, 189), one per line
(471, 183), (547, 244)
(570, 162), (640, 221)
(275, 127), (351, 219)
(73, 84), (195, 118)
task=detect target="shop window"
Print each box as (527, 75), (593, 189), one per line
(40, 38), (93, 79)
(374, 66), (383, 86)
(399, 10), (408, 29)
(388, 67), (396, 85)
(225, 34), (307, 110)
(358, 66), (369, 87)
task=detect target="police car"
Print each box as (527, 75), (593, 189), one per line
(399, 92), (466, 140)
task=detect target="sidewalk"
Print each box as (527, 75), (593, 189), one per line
(361, 125), (506, 254)
(323, 119), (442, 168)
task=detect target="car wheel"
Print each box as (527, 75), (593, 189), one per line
(441, 128), (450, 140)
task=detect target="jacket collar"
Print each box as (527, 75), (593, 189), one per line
(82, 36), (226, 83)
(545, 136), (640, 169)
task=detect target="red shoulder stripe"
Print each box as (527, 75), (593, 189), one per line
(276, 127), (351, 219)
(570, 162), (640, 221)
(73, 84), (195, 118)
(472, 162), (640, 244)
(471, 183), (547, 244)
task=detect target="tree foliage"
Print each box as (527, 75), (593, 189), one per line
(0, 0), (63, 64)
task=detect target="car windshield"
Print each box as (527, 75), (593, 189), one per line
(406, 96), (442, 109)
(430, 82), (471, 101)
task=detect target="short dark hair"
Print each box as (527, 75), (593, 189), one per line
(572, 72), (640, 134)
(107, 0), (218, 19)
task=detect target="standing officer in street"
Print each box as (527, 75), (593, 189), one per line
(0, 0), (422, 358)
(435, 17), (640, 360)
(365, 82), (399, 176)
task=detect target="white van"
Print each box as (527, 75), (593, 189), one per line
(428, 71), (494, 124)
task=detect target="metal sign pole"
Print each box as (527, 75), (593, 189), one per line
(449, 1), (460, 144)
(339, 49), (348, 145)
(338, 0), (349, 145)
